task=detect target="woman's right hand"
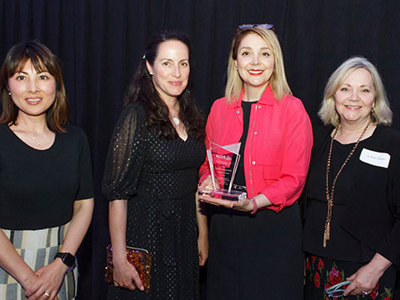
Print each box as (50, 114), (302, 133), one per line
(21, 272), (41, 298)
(112, 258), (144, 291)
(108, 200), (143, 291)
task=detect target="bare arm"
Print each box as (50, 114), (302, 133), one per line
(102, 105), (147, 292)
(0, 229), (38, 290)
(195, 193), (208, 266)
(26, 198), (94, 300)
(60, 198), (94, 254)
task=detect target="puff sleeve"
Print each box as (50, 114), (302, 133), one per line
(102, 103), (147, 201)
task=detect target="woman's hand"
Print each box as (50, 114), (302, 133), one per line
(344, 253), (391, 296)
(108, 200), (144, 291)
(198, 193), (253, 212)
(24, 259), (67, 300)
(199, 192), (271, 213)
(198, 175), (217, 191)
(198, 233), (208, 266)
(21, 273), (42, 299)
(195, 186), (209, 267)
(0, 229), (49, 299)
(343, 265), (380, 296)
(112, 258), (144, 291)
(198, 175), (231, 207)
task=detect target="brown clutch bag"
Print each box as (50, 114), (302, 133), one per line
(105, 244), (152, 293)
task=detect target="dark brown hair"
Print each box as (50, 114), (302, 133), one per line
(0, 40), (69, 133)
(124, 31), (204, 140)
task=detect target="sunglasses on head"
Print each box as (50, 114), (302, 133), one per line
(238, 23), (274, 31)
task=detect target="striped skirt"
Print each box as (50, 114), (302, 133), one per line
(0, 223), (78, 300)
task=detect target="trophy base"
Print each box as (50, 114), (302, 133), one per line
(198, 187), (247, 201)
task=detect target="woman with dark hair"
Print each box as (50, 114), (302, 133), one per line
(198, 24), (313, 299)
(102, 31), (206, 299)
(0, 41), (94, 299)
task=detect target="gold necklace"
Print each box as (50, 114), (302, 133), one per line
(323, 122), (370, 247)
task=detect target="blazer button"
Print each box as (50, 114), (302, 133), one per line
(252, 161), (256, 165)
(254, 131), (258, 135)
(236, 110), (240, 114)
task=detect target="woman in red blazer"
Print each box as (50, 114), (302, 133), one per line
(198, 24), (313, 299)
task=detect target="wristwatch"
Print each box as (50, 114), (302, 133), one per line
(55, 252), (75, 268)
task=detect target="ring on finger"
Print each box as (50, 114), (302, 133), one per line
(44, 291), (50, 297)
(361, 290), (368, 297)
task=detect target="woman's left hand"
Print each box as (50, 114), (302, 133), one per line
(344, 253), (391, 297)
(198, 193), (253, 212)
(25, 260), (67, 300)
(343, 264), (380, 296)
(197, 233), (208, 266)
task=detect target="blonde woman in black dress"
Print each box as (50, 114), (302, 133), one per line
(303, 57), (400, 299)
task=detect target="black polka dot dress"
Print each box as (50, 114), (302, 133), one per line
(103, 103), (205, 300)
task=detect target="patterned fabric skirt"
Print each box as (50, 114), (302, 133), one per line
(305, 254), (397, 300)
(0, 223), (78, 300)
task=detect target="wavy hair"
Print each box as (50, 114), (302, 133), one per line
(318, 56), (392, 127)
(0, 40), (69, 133)
(124, 31), (204, 140)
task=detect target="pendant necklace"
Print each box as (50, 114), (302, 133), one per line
(323, 121), (370, 247)
(172, 116), (180, 126)
(31, 136), (41, 146)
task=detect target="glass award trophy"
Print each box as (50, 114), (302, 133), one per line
(198, 142), (247, 201)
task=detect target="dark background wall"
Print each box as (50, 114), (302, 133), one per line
(1, 0), (399, 299)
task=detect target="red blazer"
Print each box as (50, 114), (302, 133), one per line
(199, 85), (313, 212)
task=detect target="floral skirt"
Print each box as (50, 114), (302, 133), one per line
(0, 223), (78, 300)
(305, 254), (397, 300)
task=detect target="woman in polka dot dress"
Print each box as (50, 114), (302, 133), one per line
(102, 31), (207, 300)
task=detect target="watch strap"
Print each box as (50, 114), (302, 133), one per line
(55, 252), (75, 268)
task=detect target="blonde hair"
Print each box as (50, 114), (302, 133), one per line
(225, 26), (291, 103)
(319, 56), (392, 127)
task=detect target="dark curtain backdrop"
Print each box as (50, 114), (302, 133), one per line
(1, 1), (400, 299)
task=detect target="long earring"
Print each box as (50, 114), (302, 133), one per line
(370, 104), (376, 120)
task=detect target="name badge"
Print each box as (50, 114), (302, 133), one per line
(359, 148), (391, 168)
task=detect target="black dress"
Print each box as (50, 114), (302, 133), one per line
(206, 101), (304, 300)
(103, 103), (205, 300)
